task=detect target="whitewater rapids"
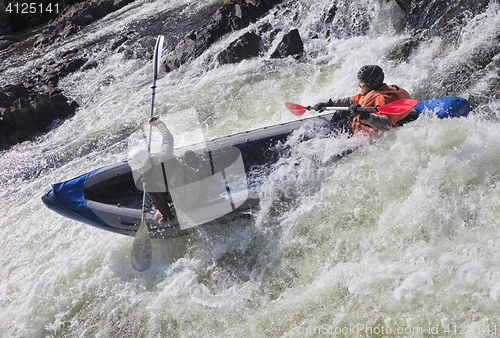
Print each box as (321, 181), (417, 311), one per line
(1, 0), (500, 336)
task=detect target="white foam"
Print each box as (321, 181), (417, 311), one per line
(1, 0), (500, 336)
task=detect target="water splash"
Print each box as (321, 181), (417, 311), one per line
(1, 0), (500, 336)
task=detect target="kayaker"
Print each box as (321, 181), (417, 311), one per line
(312, 65), (413, 135)
(127, 117), (201, 223)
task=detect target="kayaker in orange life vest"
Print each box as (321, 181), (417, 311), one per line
(311, 65), (412, 135)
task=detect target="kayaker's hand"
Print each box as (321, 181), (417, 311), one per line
(313, 102), (328, 112)
(349, 103), (361, 113)
(148, 116), (159, 126)
(350, 104), (370, 120)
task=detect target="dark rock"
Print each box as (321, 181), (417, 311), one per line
(113, 0), (133, 7)
(165, 0), (283, 72)
(386, 38), (421, 63)
(403, 0), (491, 38)
(34, 0), (136, 48)
(270, 29), (303, 59)
(0, 20), (13, 36)
(81, 60), (99, 71)
(1, 98), (78, 149)
(61, 49), (80, 59)
(324, 3), (337, 24)
(0, 108), (15, 131)
(0, 83), (78, 149)
(111, 35), (129, 50)
(383, 0), (496, 69)
(3, 51), (91, 146)
(22, 56), (89, 90)
(12, 98), (38, 135)
(218, 31), (262, 65)
(0, 36), (19, 50)
(2, 84), (29, 104)
(59, 58), (88, 76)
(395, 0), (411, 13)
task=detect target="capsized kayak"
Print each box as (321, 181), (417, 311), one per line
(41, 96), (473, 238)
(42, 110), (332, 238)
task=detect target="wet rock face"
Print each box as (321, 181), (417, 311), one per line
(387, 0), (497, 98)
(33, 0), (136, 48)
(270, 29), (303, 59)
(1, 36), (101, 149)
(0, 36), (19, 51)
(218, 31), (262, 65)
(164, 0), (283, 72)
(0, 84), (78, 149)
(21, 55), (89, 90)
(396, 0), (492, 39)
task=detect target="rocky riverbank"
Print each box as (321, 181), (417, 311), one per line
(0, 0), (135, 149)
(0, 84), (78, 149)
(0, 48), (97, 149)
(1, 0), (497, 149)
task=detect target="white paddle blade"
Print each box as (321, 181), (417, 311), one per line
(153, 35), (164, 80)
(131, 220), (152, 272)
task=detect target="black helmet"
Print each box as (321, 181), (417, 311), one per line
(357, 65), (384, 90)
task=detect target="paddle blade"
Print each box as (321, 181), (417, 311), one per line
(378, 99), (419, 115)
(153, 35), (164, 80)
(285, 102), (307, 116)
(131, 220), (152, 272)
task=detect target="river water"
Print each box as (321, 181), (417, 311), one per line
(1, 0), (500, 337)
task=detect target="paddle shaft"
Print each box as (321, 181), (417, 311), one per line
(132, 35), (164, 272)
(142, 80), (156, 223)
(313, 103), (415, 121)
(320, 106), (373, 112)
(286, 99), (419, 117)
(299, 107), (375, 121)
(141, 35), (164, 224)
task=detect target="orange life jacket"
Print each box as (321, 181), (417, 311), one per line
(351, 84), (411, 134)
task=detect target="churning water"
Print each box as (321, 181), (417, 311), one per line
(1, 0), (500, 336)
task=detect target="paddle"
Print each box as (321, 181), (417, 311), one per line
(285, 99), (419, 117)
(131, 34), (164, 272)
